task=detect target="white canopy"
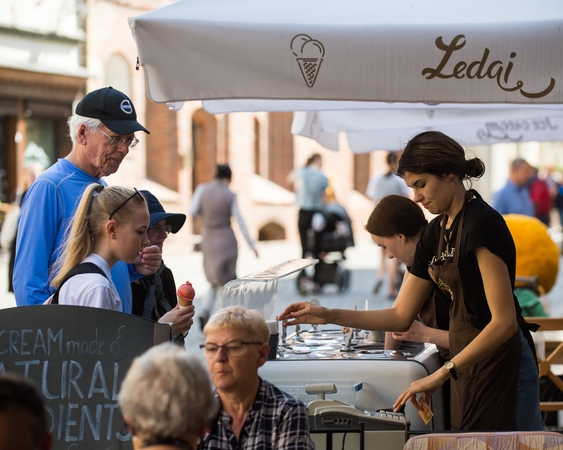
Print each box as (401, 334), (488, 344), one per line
(292, 108), (563, 152)
(129, 0), (563, 108)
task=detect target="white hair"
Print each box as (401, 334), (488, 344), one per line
(67, 114), (102, 145)
(119, 342), (217, 439)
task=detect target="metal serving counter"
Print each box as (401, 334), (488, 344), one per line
(260, 327), (445, 429)
(222, 259), (446, 449)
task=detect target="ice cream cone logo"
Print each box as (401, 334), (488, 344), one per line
(291, 34), (325, 88)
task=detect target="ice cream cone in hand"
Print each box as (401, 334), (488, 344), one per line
(177, 281), (195, 307)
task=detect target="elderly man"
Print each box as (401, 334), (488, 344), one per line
(0, 373), (52, 450)
(13, 86), (159, 312)
(199, 306), (314, 450)
(492, 157), (534, 216)
(119, 342), (217, 450)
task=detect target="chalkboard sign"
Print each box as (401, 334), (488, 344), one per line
(0, 305), (171, 450)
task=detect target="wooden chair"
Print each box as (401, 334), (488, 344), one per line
(529, 317), (563, 412)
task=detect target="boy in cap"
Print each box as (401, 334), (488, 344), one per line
(14, 87), (159, 311)
(131, 191), (194, 344)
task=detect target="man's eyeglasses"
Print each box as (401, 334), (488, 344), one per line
(147, 224), (172, 236)
(96, 126), (139, 148)
(109, 188), (144, 220)
(199, 340), (263, 359)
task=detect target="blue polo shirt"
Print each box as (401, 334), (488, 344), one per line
(13, 158), (139, 311)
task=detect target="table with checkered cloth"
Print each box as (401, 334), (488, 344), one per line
(404, 431), (563, 450)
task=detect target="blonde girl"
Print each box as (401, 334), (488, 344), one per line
(49, 184), (149, 310)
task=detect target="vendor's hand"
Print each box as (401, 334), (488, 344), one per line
(134, 245), (161, 276)
(159, 304), (195, 336)
(393, 369), (448, 413)
(392, 320), (428, 343)
(278, 301), (329, 326)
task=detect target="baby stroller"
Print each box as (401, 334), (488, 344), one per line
(297, 203), (354, 295)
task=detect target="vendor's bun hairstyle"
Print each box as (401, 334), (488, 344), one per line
(396, 131), (485, 182)
(366, 195), (428, 238)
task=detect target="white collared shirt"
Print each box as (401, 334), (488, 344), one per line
(56, 253), (121, 311)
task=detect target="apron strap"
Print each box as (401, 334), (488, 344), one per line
(435, 191), (472, 264)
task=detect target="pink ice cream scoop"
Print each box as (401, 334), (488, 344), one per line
(177, 281), (195, 307)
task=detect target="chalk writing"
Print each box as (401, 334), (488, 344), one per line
(0, 326), (131, 447)
(0, 306), (166, 449)
(0, 328), (63, 356)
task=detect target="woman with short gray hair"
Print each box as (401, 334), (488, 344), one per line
(200, 305), (314, 449)
(119, 342), (217, 449)
(204, 305), (269, 343)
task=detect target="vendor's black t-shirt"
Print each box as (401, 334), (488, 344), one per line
(410, 190), (521, 330)
(406, 264), (451, 331)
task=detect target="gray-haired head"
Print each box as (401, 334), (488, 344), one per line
(119, 342), (218, 440)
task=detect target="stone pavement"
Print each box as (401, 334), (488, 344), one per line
(1, 230), (562, 356)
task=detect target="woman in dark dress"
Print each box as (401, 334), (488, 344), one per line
(280, 131), (543, 431)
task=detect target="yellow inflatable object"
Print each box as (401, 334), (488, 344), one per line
(504, 214), (559, 294)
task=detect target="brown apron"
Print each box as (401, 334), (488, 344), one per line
(418, 294), (450, 361)
(428, 200), (521, 430)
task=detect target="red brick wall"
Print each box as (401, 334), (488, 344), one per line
(192, 108), (217, 189)
(354, 153), (370, 194)
(268, 112), (294, 191)
(145, 98), (180, 191)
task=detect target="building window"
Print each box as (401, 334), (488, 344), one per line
(104, 54), (131, 96)
(191, 109), (218, 235)
(267, 112), (293, 190)
(354, 153), (370, 194)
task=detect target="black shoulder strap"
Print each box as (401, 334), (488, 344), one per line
(51, 262), (108, 305)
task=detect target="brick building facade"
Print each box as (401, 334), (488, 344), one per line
(9, 0), (559, 254)
(0, 0), (89, 203)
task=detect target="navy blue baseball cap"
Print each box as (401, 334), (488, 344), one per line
(140, 190), (186, 233)
(76, 86), (149, 135)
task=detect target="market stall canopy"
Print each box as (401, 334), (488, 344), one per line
(129, 0), (563, 111)
(292, 108), (563, 152)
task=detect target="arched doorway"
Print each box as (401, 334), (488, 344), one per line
(104, 54), (131, 95)
(258, 222), (286, 241)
